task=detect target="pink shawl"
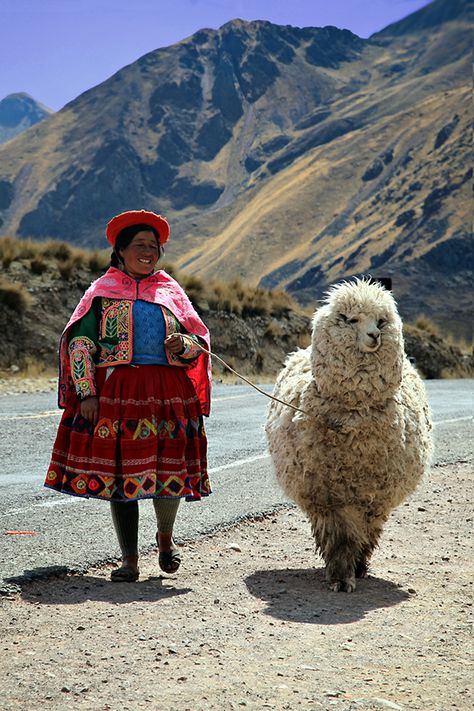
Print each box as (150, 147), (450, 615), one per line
(58, 267), (211, 415)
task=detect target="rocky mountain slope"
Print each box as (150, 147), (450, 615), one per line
(0, 0), (471, 338)
(0, 258), (310, 380)
(0, 93), (52, 144)
(0, 257), (471, 381)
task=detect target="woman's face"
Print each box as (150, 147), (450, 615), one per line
(119, 230), (160, 278)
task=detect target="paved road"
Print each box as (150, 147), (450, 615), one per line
(0, 380), (472, 591)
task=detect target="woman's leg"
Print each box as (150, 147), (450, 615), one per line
(110, 501), (139, 579)
(153, 498), (181, 572)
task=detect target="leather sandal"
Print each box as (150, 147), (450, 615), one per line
(159, 549), (181, 574)
(110, 565), (139, 582)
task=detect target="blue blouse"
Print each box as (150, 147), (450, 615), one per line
(131, 300), (169, 365)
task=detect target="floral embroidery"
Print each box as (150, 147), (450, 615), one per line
(68, 336), (97, 399)
(99, 299), (133, 364)
(94, 418), (119, 438)
(179, 334), (204, 361)
(161, 308), (203, 364)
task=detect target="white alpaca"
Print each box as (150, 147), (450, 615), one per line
(265, 279), (433, 592)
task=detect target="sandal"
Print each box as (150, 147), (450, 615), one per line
(110, 565), (139, 582)
(159, 549), (181, 574)
(155, 531), (181, 573)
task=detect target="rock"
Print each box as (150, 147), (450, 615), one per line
(226, 543), (242, 552)
(371, 698), (404, 710)
(434, 115), (459, 150)
(362, 158), (384, 181)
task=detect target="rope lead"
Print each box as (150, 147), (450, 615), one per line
(197, 344), (308, 416)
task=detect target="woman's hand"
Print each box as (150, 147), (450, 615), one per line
(164, 334), (185, 354)
(80, 396), (99, 426)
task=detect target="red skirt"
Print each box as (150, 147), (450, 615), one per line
(45, 365), (210, 502)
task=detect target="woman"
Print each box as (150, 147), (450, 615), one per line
(45, 209), (211, 582)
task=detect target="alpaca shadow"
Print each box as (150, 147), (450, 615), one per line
(245, 567), (410, 625)
(8, 567), (191, 605)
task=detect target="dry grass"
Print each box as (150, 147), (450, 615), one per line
(0, 278), (32, 313)
(162, 266), (302, 319)
(0, 235), (110, 275)
(439, 363), (473, 379)
(412, 315), (440, 337)
(0, 359), (57, 393)
(0, 235), (307, 320)
(446, 332), (472, 354)
(405, 318), (472, 355)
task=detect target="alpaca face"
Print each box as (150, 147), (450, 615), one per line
(337, 313), (385, 353)
(310, 280), (404, 403)
(313, 279), (401, 355)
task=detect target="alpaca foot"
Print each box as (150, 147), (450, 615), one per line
(328, 576), (356, 593)
(355, 558), (369, 578)
(325, 557), (356, 592)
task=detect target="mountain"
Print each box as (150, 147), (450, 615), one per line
(0, 0), (471, 338)
(373, 0), (471, 36)
(0, 93), (52, 144)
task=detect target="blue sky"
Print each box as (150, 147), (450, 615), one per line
(1, 0), (431, 111)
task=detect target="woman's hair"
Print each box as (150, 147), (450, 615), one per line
(110, 223), (163, 267)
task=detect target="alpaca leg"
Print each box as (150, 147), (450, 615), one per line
(324, 534), (358, 593)
(355, 516), (386, 578)
(311, 510), (362, 593)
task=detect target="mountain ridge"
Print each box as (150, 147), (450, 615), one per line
(0, 93), (53, 145)
(0, 1), (470, 338)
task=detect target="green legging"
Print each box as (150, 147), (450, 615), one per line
(110, 498), (180, 558)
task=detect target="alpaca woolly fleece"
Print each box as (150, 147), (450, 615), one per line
(265, 279), (433, 592)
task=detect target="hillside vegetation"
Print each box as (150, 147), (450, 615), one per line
(0, 237), (471, 381)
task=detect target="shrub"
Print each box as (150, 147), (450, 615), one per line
(182, 274), (205, 298)
(267, 288), (296, 316)
(0, 236), (19, 268)
(30, 257), (48, 274)
(88, 250), (109, 272)
(264, 321), (285, 339)
(241, 288), (271, 317)
(160, 261), (178, 279)
(413, 315), (440, 337)
(0, 278), (32, 313)
(57, 258), (75, 280)
(42, 240), (73, 262)
(17, 238), (43, 259)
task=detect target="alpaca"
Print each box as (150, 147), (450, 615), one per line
(265, 279), (433, 592)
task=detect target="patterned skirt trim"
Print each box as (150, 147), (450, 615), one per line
(44, 365), (210, 502)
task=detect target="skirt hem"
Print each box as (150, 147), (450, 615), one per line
(44, 483), (211, 503)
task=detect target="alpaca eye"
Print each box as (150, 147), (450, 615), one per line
(348, 317), (359, 324)
(377, 319), (387, 328)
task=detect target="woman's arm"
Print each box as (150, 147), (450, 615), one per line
(164, 309), (206, 363)
(68, 300), (100, 424)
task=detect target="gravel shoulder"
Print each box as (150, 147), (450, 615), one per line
(1, 459), (472, 711)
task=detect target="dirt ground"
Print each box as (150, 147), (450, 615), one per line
(1, 460), (472, 711)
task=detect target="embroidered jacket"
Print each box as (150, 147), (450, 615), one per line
(58, 268), (211, 415)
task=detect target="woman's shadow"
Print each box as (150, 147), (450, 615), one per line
(245, 566), (410, 625)
(8, 567), (191, 605)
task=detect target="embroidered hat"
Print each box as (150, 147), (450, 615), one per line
(106, 210), (170, 247)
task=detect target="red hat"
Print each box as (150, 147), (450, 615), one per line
(106, 210), (170, 247)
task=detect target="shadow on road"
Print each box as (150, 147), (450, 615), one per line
(8, 569), (192, 605)
(245, 566), (410, 624)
